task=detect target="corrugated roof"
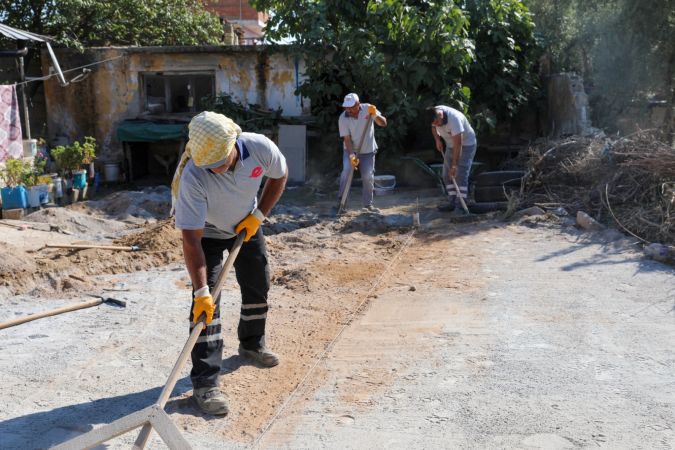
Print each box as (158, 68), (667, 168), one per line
(0, 23), (52, 42)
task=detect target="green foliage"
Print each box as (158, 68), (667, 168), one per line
(0, 0), (224, 49)
(525, 0), (674, 133)
(251, 0), (540, 155)
(22, 155), (47, 187)
(204, 93), (282, 133)
(0, 159), (31, 187)
(51, 136), (96, 175)
(465, 0), (540, 123)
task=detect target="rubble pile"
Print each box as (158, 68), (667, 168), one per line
(520, 131), (675, 245)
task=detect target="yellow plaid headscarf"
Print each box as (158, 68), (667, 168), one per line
(171, 111), (242, 211)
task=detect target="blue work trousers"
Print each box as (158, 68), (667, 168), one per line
(338, 151), (376, 208)
(443, 143), (477, 208)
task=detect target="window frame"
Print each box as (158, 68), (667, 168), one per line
(140, 71), (216, 114)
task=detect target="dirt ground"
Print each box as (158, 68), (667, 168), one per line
(0, 185), (673, 449)
(0, 186), (429, 447)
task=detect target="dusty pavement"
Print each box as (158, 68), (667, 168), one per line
(257, 223), (675, 449)
(0, 186), (674, 449)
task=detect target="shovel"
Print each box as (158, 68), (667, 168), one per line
(0, 296), (126, 331)
(132, 231), (245, 449)
(451, 176), (471, 215)
(447, 176), (482, 223)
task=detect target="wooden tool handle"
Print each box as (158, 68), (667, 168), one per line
(133, 231), (246, 450)
(45, 244), (139, 251)
(0, 298), (102, 330)
(451, 176), (470, 214)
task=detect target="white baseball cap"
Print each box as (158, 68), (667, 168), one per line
(342, 93), (359, 108)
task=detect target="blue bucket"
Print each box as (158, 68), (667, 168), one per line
(1, 186), (28, 210)
(73, 170), (87, 190)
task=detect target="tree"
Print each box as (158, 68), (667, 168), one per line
(252, 0), (540, 156)
(525, 0), (674, 137)
(465, 0), (540, 122)
(0, 0), (224, 49)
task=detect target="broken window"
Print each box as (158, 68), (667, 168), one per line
(142, 72), (215, 114)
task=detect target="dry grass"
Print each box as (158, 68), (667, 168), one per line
(516, 130), (675, 245)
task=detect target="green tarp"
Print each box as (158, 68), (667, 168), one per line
(117, 121), (187, 142)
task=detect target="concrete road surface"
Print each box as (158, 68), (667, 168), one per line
(257, 224), (675, 449)
(1, 219), (673, 449)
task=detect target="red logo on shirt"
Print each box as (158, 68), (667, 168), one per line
(250, 166), (263, 178)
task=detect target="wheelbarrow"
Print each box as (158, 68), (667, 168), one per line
(401, 156), (448, 197)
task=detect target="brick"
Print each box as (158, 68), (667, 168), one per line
(2, 208), (25, 220)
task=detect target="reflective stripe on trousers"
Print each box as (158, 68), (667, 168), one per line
(189, 227), (270, 389)
(443, 143), (477, 208)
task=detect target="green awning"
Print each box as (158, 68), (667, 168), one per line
(117, 121), (187, 142)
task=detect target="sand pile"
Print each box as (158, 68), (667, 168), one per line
(116, 219), (182, 254)
(23, 207), (130, 239)
(74, 186), (171, 224)
(266, 204), (320, 235)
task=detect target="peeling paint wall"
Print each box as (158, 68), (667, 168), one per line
(42, 46), (309, 162)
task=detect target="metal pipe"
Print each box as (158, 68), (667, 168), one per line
(18, 54), (30, 139)
(0, 47), (28, 57)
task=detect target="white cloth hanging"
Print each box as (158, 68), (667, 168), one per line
(0, 85), (23, 161)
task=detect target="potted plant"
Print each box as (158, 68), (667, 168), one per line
(51, 136), (93, 178)
(51, 137), (96, 202)
(0, 158), (30, 210)
(81, 136), (97, 180)
(22, 156), (48, 208)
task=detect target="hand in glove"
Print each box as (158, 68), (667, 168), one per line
(349, 153), (360, 169)
(192, 288), (216, 325)
(368, 104), (378, 116)
(235, 209), (265, 242)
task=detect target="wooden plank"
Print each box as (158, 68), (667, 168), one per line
(148, 407), (192, 450)
(51, 407), (154, 450)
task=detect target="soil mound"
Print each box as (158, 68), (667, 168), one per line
(117, 219), (182, 255)
(73, 186), (171, 224)
(23, 207), (129, 239)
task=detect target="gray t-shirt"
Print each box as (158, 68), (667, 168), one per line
(434, 105), (477, 147)
(175, 132), (287, 239)
(338, 103), (379, 154)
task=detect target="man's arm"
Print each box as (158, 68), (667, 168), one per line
(182, 229), (208, 291)
(432, 126), (444, 154)
(257, 168), (288, 216)
(342, 135), (354, 155)
(375, 114), (387, 127)
(449, 133), (463, 177)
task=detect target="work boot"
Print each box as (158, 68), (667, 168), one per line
(363, 205), (381, 213)
(238, 345), (280, 367)
(437, 203), (455, 212)
(193, 387), (229, 415)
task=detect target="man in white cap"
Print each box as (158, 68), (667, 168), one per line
(338, 92), (387, 211)
(172, 111), (288, 415)
(430, 105), (477, 214)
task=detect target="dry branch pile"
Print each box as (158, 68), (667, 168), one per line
(521, 130), (675, 245)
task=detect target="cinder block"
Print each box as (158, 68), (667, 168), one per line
(2, 208), (25, 220)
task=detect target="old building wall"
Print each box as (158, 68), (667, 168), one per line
(42, 46), (308, 163)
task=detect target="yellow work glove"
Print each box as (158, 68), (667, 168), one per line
(235, 208), (265, 242)
(192, 286), (215, 325)
(368, 104), (378, 116)
(349, 153), (360, 169)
